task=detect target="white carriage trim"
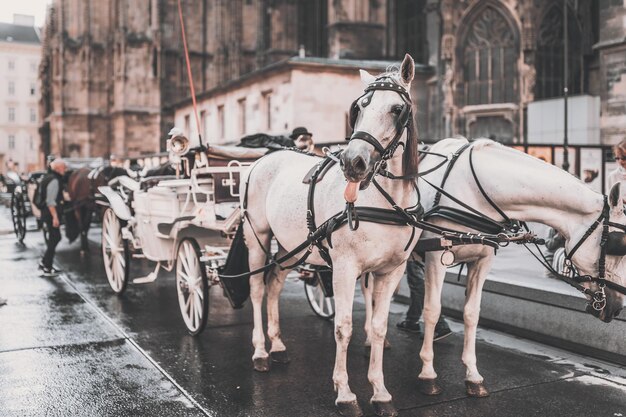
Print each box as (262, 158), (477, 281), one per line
(98, 186), (132, 221)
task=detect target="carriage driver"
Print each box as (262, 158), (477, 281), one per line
(290, 126), (315, 153)
(39, 158), (68, 277)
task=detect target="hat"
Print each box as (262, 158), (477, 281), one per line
(290, 127), (312, 139)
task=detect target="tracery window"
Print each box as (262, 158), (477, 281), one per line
(535, 5), (582, 100)
(462, 6), (518, 105)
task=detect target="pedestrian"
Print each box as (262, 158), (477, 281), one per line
(38, 158), (68, 277)
(606, 139), (626, 204)
(290, 127), (315, 153)
(396, 256), (453, 341)
(0, 297), (6, 307)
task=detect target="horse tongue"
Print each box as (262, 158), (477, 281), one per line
(344, 181), (360, 203)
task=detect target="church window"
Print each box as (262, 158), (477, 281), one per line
(462, 6), (518, 105)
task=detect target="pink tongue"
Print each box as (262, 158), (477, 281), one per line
(344, 181), (360, 203)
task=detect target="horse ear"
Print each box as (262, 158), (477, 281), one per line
(400, 54), (415, 86)
(609, 182), (622, 210)
(359, 69), (376, 85)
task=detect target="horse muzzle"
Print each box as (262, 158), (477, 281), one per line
(341, 150), (372, 183)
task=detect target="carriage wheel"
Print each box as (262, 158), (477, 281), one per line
(102, 208), (130, 294)
(10, 191), (26, 243)
(176, 238), (209, 336)
(304, 272), (335, 320)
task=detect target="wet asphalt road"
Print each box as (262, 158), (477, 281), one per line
(1, 214), (625, 417)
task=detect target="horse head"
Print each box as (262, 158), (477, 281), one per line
(576, 182), (626, 322)
(569, 183), (626, 323)
(341, 54), (419, 200)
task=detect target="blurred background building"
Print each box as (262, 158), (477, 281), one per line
(37, 0), (626, 158)
(0, 14), (41, 174)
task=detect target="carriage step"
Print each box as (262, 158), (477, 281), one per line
(133, 272), (158, 284)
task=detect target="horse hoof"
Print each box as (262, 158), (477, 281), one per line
(371, 400), (398, 417)
(270, 350), (290, 364)
(336, 400), (363, 417)
(253, 357), (270, 372)
(418, 378), (443, 396)
(465, 381), (489, 397)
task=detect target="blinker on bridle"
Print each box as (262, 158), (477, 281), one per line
(348, 77), (412, 163)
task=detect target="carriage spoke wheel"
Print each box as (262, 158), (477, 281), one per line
(102, 208), (129, 294)
(10, 191), (26, 243)
(176, 239), (209, 336)
(304, 273), (335, 320)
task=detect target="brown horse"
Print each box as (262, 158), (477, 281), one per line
(66, 166), (128, 253)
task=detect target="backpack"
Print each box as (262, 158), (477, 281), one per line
(33, 179), (46, 210)
(33, 174), (54, 210)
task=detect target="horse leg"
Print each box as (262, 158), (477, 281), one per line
(462, 255), (494, 397)
(368, 264), (405, 417)
(362, 274), (391, 357)
(332, 263), (363, 417)
(243, 221), (272, 372)
(418, 252), (447, 395)
(80, 206), (91, 254)
(265, 248), (291, 364)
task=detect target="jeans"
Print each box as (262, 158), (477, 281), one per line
(405, 259), (448, 327)
(42, 211), (62, 269)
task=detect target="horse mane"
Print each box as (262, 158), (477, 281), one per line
(403, 115), (419, 177)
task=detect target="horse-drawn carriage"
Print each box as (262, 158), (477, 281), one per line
(9, 171), (46, 243)
(98, 132), (335, 334)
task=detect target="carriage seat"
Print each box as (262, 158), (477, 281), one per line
(207, 144), (266, 161)
(139, 175), (178, 191)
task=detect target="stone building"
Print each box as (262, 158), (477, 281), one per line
(40, 0), (625, 158)
(0, 15), (42, 174)
(432, 0), (625, 145)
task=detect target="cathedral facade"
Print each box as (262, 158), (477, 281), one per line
(38, 0), (626, 158)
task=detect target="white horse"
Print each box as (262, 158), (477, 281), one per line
(365, 137), (626, 398)
(241, 54), (420, 417)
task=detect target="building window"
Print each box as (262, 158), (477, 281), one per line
(392, 0), (428, 63)
(30, 83), (36, 96)
(29, 136), (33, 150)
(30, 61), (37, 72)
(199, 110), (206, 140)
(184, 114), (190, 137)
(8, 60), (15, 70)
(461, 6), (518, 106)
(217, 105), (225, 139)
(30, 108), (37, 123)
(8, 135), (15, 150)
(297, 0), (328, 57)
(8, 107), (15, 122)
(535, 5), (583, 100)
(238, 98), (247, 136)
(8, 81), (15, 95)
(262, 91), (272, 131)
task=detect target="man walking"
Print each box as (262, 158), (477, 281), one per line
(39, 159), (67, 276)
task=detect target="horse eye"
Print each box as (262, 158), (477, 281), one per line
(391, 105), (403, 115)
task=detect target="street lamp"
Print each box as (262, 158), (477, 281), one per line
(562, 0), (569, 172)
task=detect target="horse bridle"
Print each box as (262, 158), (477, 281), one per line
(560, 195), (626, 311)
(348, 77), (412, 164)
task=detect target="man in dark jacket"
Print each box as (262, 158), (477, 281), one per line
(39, 159), (68, 276)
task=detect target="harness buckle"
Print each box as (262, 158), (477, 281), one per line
(592, 288), (607, 311)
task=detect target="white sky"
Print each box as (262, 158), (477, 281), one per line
(0, 0), (51, 27)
